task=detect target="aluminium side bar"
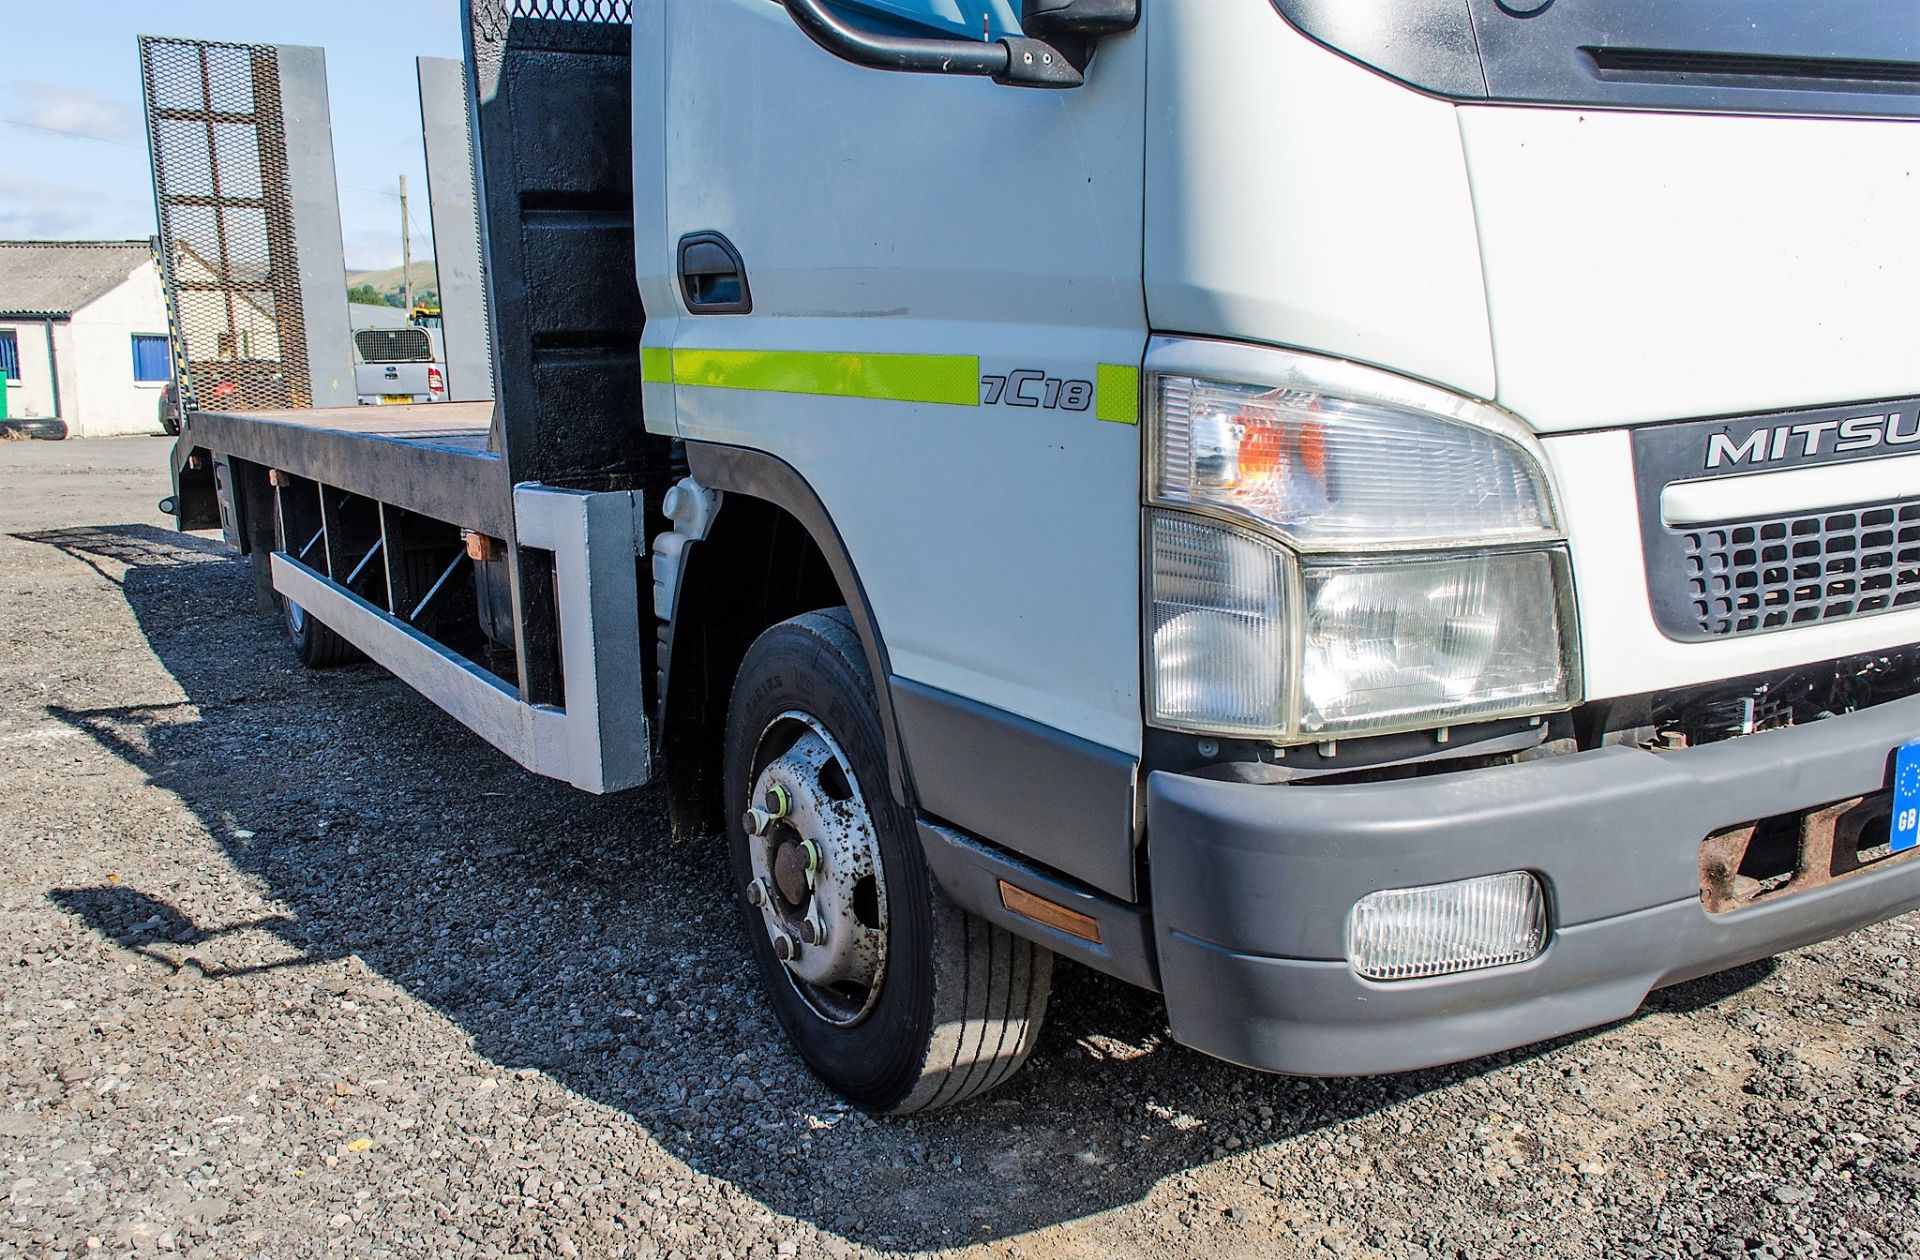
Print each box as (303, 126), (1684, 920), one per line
(269, 482), (649, 794)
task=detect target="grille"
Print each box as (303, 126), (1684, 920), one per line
(354, 328), (434, 364)
(140, 36), (309, 412)
(1679, 498), (1920, 638)
(473, 0), (631, 38)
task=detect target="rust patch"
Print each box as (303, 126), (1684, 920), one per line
(1700, 791), (1901, 914)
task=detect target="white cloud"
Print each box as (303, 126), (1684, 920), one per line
(0, 172), (146, 239)
(8, 81), (136, 143)
(342, 227), (404, 273)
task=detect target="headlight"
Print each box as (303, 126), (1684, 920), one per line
(1300, 550), (1576, 736)
(1147, 515), (1577, 740)
(1145, 340), (1581, 743)
(1154, 364), (1558, 551)
(1147, 514), (1293, 736)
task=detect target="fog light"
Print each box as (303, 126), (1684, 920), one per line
(1346, 871), (1547, 981)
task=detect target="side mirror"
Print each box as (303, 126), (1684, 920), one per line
(1022, 0), (1140, 71)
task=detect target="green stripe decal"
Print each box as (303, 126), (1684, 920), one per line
(672, 348), (979, 407)
(1096, 363), (1140, 425)
(641, 346), (673, 384)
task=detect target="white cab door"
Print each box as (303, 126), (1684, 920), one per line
(655, 0), (1149, 755)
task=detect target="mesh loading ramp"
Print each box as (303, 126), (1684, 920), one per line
(140, 35), (354, 413)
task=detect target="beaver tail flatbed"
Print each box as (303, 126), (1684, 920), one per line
(165, 3), (663, 795)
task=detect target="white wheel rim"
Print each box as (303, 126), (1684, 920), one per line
(745, 710), (889, 1026)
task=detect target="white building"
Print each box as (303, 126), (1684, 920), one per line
(0, 240), (172, 438)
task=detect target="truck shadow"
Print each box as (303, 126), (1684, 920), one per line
(24, 522), (1777, 1252)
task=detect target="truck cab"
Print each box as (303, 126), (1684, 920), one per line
(168, 0), (1920, 1113)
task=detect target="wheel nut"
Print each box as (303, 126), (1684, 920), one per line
(764, 784), (792, 820)
(745, 881), (766, 908)
(774, 933), (799, 962)
(743, 807), (772, 836)
(799, 918), (821, 945)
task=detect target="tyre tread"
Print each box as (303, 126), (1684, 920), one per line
(299, 619), (358, 668)
(892, 894), (1052, 1115)
(730, 608), (1052, 1116)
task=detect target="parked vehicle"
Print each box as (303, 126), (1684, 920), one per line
(352, 325), (448, 406)
(158, 380), (180, 436)
(167, 0), (1920, 1113)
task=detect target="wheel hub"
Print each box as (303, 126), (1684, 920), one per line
(772, 838), (812, 906)
(744, 713), (888, 1026)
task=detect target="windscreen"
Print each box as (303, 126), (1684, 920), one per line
(1270, 0), (1920, 118)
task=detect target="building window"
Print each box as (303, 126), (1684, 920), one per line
(131, 334), (171, 383)
(0, 330), (18, 381)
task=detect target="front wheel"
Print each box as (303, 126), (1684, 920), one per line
(724, 609), (1053, 1113)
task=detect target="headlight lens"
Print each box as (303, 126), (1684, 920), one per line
(1147, 514), (1578, 740)
(1300, 551), (1576, 736)
(1147, 514), (1291, 736)
(1143, 345), (1581, 743)
(1155, 372), (1557, 550)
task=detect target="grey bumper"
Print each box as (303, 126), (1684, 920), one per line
(1148, 691), (1920, 1077)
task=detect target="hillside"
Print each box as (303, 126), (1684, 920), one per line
(345, 260), (438, 305)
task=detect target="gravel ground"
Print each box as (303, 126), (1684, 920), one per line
(3, 435), (1920, 1259)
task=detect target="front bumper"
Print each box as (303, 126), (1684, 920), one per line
(1148, 691), (1920, 1076)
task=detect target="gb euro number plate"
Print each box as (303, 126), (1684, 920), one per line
(1895, 741), (1920, 854)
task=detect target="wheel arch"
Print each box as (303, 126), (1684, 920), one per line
(658, 441), (915, 837)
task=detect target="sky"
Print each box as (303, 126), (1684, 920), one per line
(0, 0), (463, 270)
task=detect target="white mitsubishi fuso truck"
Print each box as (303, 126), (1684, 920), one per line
(166, 0), (1920, 1113)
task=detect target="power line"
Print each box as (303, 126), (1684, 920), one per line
(0, 116), (141, 147)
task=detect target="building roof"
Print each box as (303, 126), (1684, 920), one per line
(0, 240), (152, 319)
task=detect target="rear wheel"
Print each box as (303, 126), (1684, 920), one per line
(279, 594), (359, 668)
(724, 608), (1053, 1113)
(271, 513), (359, 669)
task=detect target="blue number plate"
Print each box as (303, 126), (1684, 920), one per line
(1895, 741), (1920, 854)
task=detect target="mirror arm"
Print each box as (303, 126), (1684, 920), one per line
(780, 0), (1084, 88)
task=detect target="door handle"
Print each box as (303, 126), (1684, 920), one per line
(677, 232), (752, 314)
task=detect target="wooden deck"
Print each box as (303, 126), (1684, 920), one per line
(200, 401), (496, 451)
(179, 401), (511, 535)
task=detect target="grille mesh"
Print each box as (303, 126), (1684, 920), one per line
(140, 37), (309, 412)
(354, 328), (434, 364)
(1679, 498), (1920, 637)
(473, 0), (631, 38)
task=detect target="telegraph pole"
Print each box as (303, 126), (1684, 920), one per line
(399, 174), (413, 316)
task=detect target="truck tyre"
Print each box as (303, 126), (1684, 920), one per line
(280, 594), (359, 668)
(270, 517), (360, 669)
(724, 608), (1053, 1114)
